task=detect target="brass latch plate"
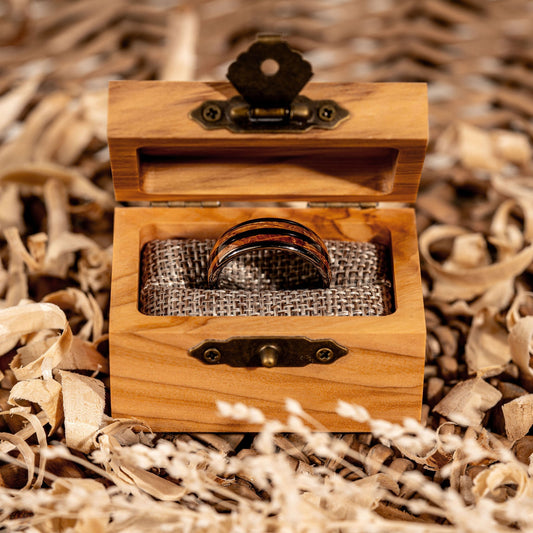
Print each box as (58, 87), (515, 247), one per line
(190, 35), (349, 133)
(189, 336), (348, 368)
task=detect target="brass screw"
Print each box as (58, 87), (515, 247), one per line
(203, 348), (221, 363)
(318, 104), (336, 122)
(316, 347), (334, 363)
(202, 104), (222, 122)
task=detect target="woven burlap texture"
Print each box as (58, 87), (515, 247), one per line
(140, 238), (393, 317)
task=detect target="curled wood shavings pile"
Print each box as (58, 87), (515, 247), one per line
(1, 0), (533, 531)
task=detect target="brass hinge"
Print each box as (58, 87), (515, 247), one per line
(307, 202), (378, 209)
(149, 201), (221, 208)
(149, 201), (376, 209)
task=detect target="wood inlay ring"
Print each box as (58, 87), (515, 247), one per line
(207, 217), (332, 289)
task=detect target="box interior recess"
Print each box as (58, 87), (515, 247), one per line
(138, 146), (399, 198)
(138, 228), (396, 318)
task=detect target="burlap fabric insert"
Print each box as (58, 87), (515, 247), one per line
(139, 239), (394, 317)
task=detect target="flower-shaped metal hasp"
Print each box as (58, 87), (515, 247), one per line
(190, 34), (349, 132)
(227, 35), (313, 109)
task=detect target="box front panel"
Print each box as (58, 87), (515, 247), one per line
(109, 206), (425, 431)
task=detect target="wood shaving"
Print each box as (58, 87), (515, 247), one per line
(473, 462), (533, 504)
(434, 378), (502, 427)
(0, 163), (115, 208)
(3, 228), (28, 307)
(0, 431), (35, 490)
(57, 336), (108, 374)
(0, 76), (41, 138)
(0, 411), (47, 455)
(508, 317), (533, 378)
(44, 288), (104, 341)
(45, 478), (110, 531)
(161, 7), (199, 81)
(0, 184), (23, 232)
(120, 464), (187, 501)
(420, 225), (533, 303)
(0, 93), (72, 168)
(465, 310), (511, 378)
(3, 303), (73, 381)
(0, 302), (68, 355)
(502, 395), (533, 442)
(8, 379), (63, 435)
(59, 370), (105, 453)
(437, 122), (532, 171)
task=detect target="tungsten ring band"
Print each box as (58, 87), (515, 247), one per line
(207, 217), (332, 289)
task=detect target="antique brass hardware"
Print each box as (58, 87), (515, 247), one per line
(190, 34), (349, 133)
(256, 344), (280, 368)
(189, 337), (348, 368)
(307, 202), (379, 209)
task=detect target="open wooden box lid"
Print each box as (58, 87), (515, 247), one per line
(108, 39), (427, 204)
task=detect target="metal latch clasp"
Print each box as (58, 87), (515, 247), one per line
(190, 35), (349, 133)
(189, 336), (348, 368)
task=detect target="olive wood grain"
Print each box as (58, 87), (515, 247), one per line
(109, 207), (426, 432)
(108, 81), (427, 203)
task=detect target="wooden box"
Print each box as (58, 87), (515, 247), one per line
(108, 78), (427, 432)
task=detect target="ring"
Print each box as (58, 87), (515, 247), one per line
(207, 218), (332, 289)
